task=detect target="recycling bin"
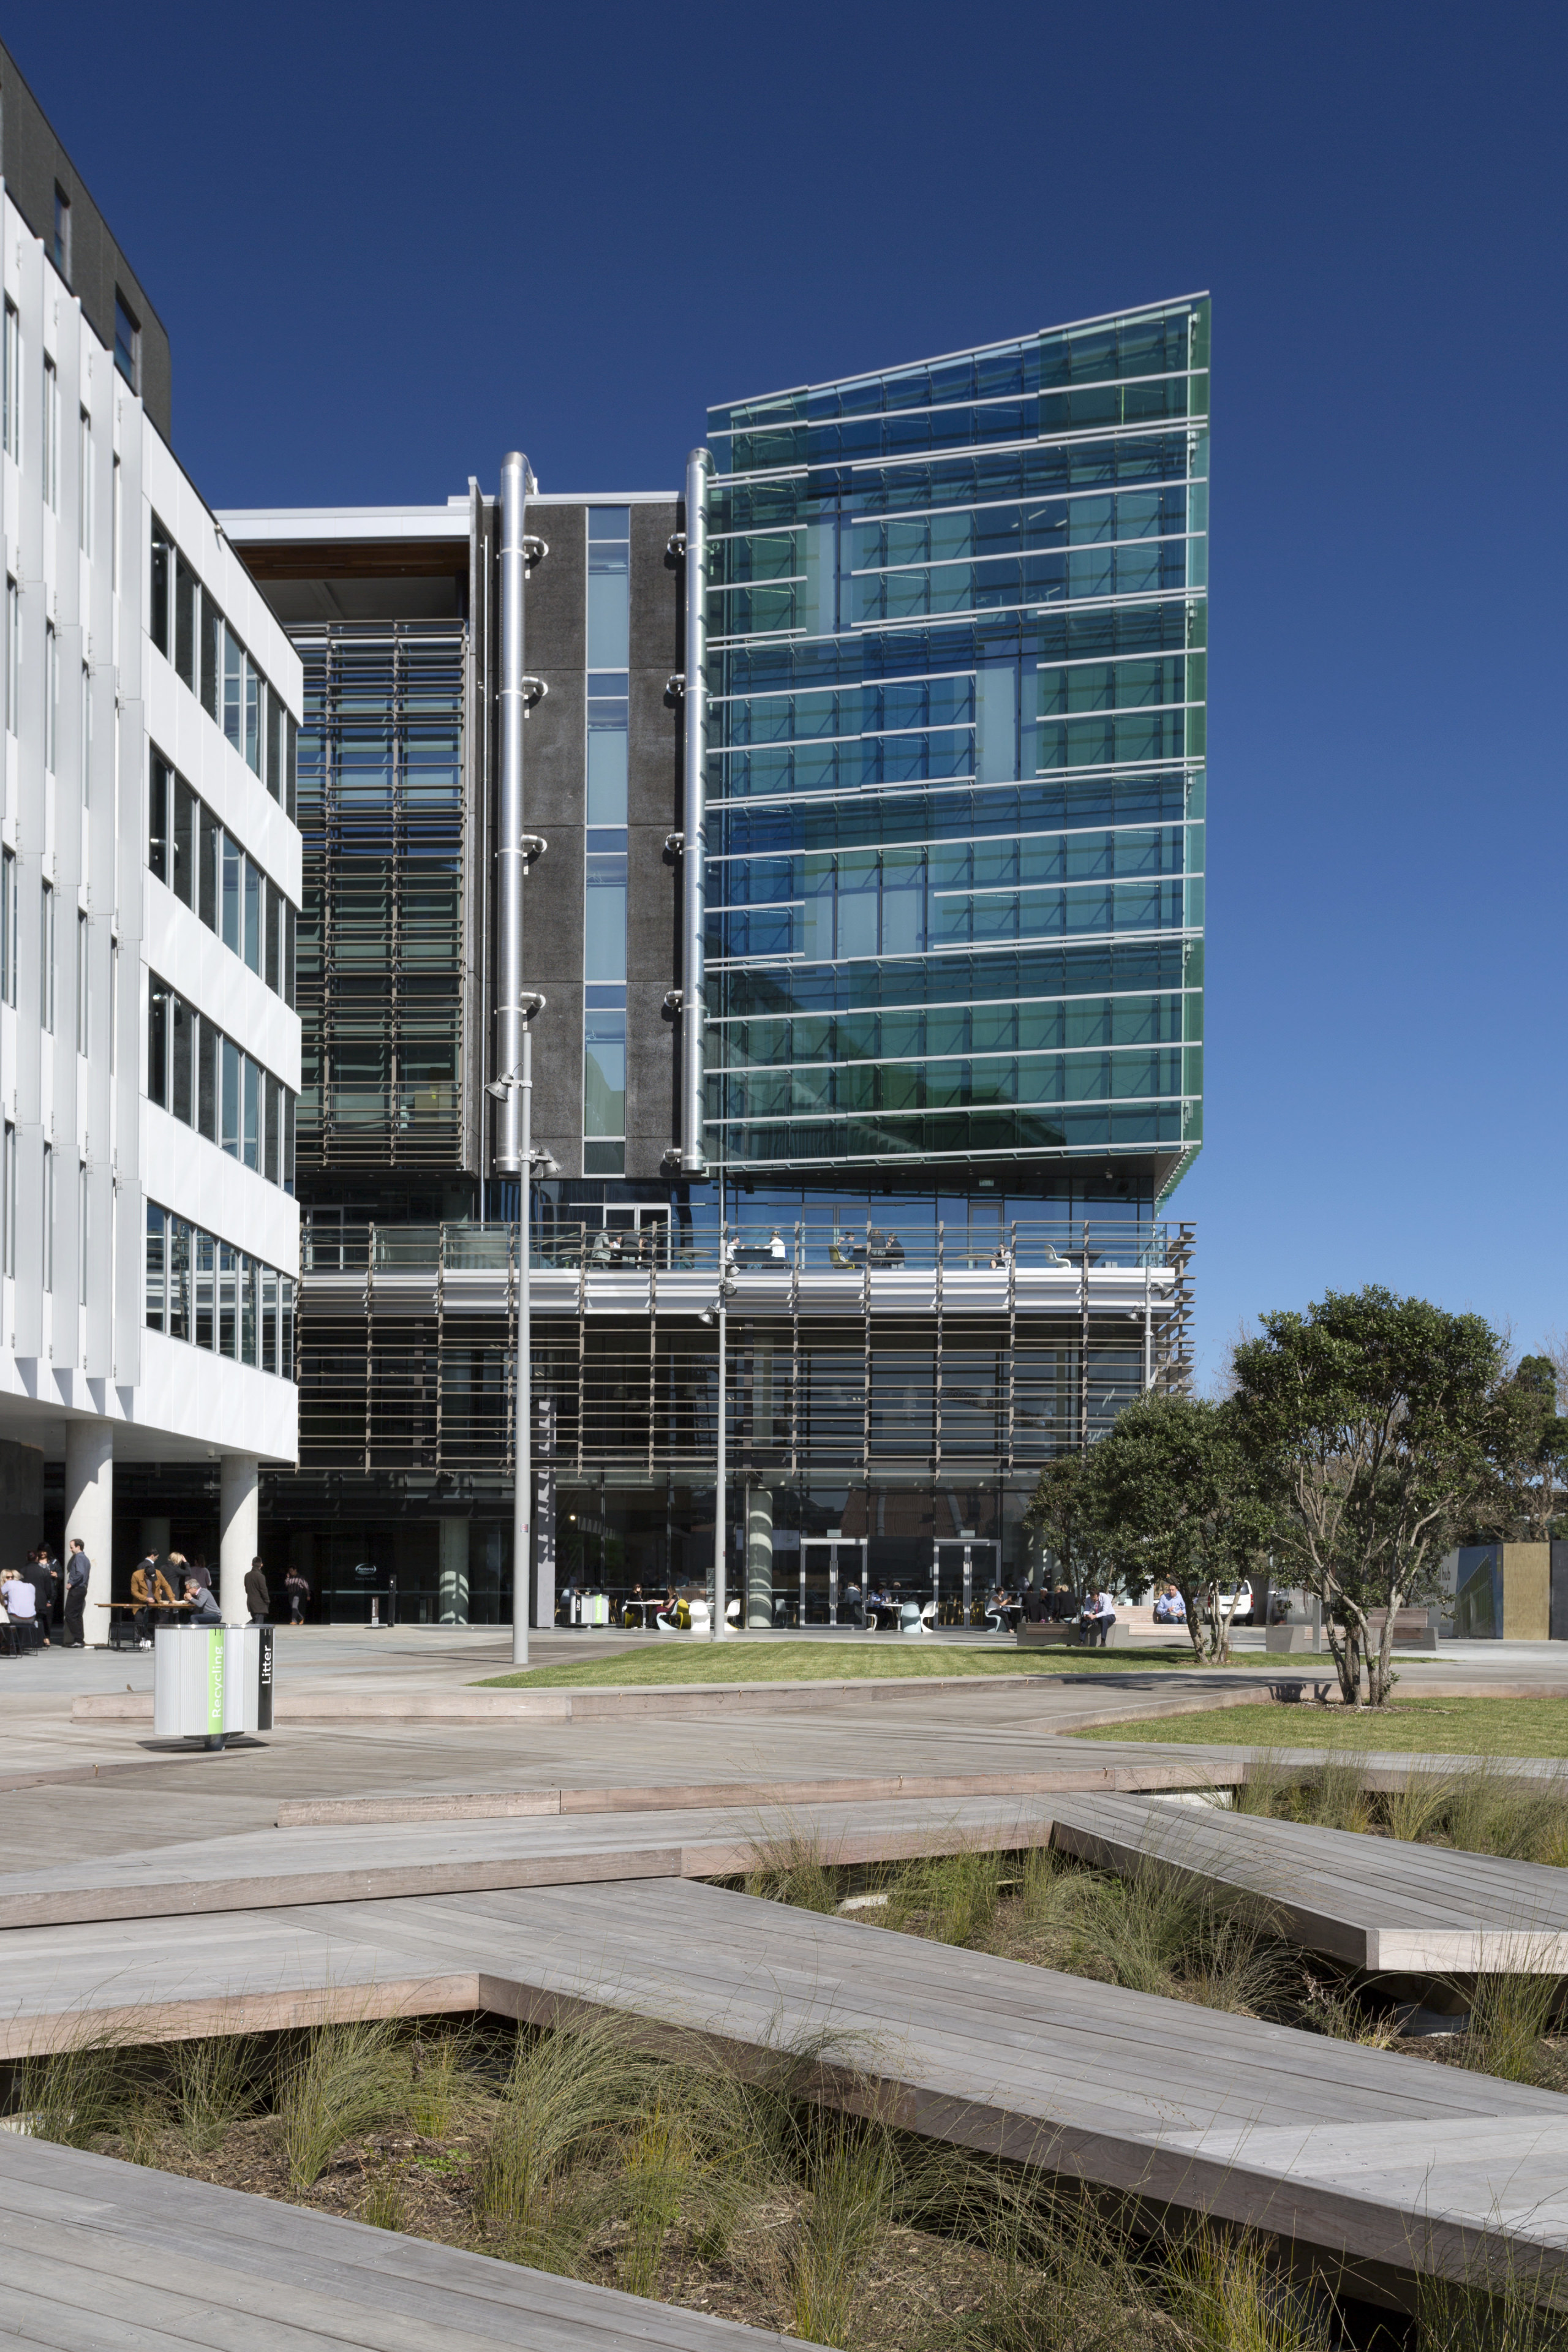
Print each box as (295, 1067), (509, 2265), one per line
(153, 1624), (274, 1746)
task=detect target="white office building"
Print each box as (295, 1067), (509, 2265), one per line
(0, 67), (301, 1637)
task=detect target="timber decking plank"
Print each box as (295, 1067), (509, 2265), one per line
(0, 2136), (796, 2352)
(0, 1792), (1063, 1929)
(9, 1876), (1568, 2294)
(1047, 1793), (1568, 1969)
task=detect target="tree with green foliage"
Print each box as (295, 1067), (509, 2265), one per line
(1080, 1393), (1275, 1664)
(1231, 1287), (1502, 1708)
(1022, 1452), (1111, 1605)
(1469, 1354), (1568, 1542)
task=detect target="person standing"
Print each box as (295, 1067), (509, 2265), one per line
(63, 1539), (92, 1649)
(32, 1549), (58, 1646)
(244, 1556), (271, 1625)
(284, 1566), (311, 1626)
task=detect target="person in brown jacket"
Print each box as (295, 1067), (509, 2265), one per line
(130, 1554), (176, 1647)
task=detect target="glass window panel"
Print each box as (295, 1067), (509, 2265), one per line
(147, 977), (167, 1107)
(262, 1265), (278, 1374)
(168, 1219), (190, 1342)
(587, 511), (630, 667)
(584, 854), (627, 982)
(241, 1257), (258, 1365)
(584, 1008), (626, 1137)
(221, 1037), (241, 1156)
(199, 805), (219, 928)
(173, 777), (195, 908)
(836, 858), (878, 957)
(243, 1056), (260, 1170)
(144, 1205), (165, 1331)
(222, 834), (241, 952)
(244, 859), (261, 971)
(223, 627), (243, 752)
(264, 1072), (280, 1183)
(201, 601), (221, 720)
(197, 1020), (216, 1140)
(175, 554), (196, 690)
(218, 1242), (238, 1358)
(148, 756), (169, 883)
(171, 996), (193, 1125)
(586, 696), (629, 822)
(193, 1230), (214, 1348)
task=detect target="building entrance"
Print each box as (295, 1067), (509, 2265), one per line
(933, 1537), (1000, 1626)
(799, 1536), (867, 1627)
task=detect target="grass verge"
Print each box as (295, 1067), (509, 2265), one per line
(477, 1639), (1298, 1689)
(1069, 1695), (1568, 1758)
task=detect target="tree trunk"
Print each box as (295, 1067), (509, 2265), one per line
(1368, 1587), (1403, 1708)
(1324, 1607), (1363, 1706)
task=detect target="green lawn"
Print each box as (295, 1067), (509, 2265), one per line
(472, 1638), (1272, 1689)
(1071, 1694), (1568, 1758)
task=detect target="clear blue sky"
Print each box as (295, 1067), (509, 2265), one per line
(12, 1), (1565, 1382)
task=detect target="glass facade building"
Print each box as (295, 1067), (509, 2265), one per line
(221, 298), (1207, 1625)
(704, 296), (1207, 1209)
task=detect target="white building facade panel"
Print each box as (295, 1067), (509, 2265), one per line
(0, 175), (303, 1637)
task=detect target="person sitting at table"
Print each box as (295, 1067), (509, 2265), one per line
(183, 1576), (222, 1626)
(1, 1566), (36, 1653)
(768, 1227), (787, 1261)
(130, 1553), (176, 1648)
(828, 1234), (852, 1268)
(883, 1232), (905, 1265)
(624, 1581), (647, 1628)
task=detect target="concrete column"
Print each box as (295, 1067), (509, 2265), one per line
(746, 1485), (774, 1628)
(139, 1516), (171, 1558)
(65, 1419), (113, 1648)
(219, 1453), (260, 1626)
(439, 1519), (470, 1624)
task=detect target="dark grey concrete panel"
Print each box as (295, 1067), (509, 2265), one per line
(628, 667), (680, 834)
(524, 506), (586, 674)
(0, 41), (172, 437)
(524, 667), (587, 831)
(533, 982), (584, 1178)
(630, 504), (680, 674)
(626, 981), (677, 1180)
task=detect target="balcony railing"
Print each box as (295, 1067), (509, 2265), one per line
(302, 1218), (1190, 1278)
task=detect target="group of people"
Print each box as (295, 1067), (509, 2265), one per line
(0, 1539), (95, 1653)
(0, 1544), (315, 1655)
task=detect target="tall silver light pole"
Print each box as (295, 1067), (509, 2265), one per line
(703, 1273), (737, 1639)
(489, 998), (554, 1667)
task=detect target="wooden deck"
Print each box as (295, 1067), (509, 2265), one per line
(0, 1790), (1071, 1929)
(1048, 1791), (1568, 1970)
(7, 1875), (1568, 2301)
(2, 2130), (797, 2352)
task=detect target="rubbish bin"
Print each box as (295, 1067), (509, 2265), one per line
(153, 1624), (274, 1747)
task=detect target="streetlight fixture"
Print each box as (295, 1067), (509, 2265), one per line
(698, 1272), (738, 1638)
(487, 998), (558, 1667)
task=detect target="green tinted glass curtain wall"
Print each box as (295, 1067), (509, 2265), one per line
(704, 299), (1208, 1194)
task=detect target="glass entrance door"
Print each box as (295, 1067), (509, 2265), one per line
(801, 1537), (867, 1626)
(933, 1537), (1000, 1627)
